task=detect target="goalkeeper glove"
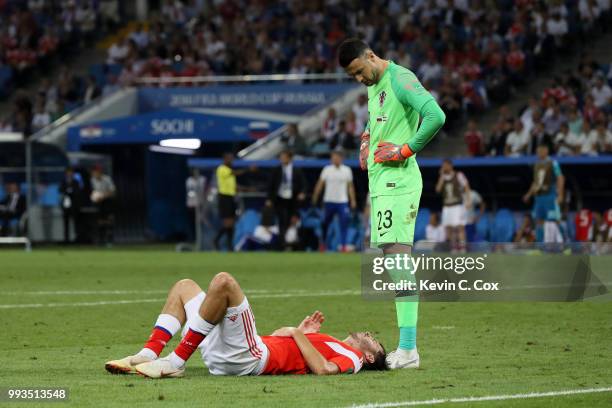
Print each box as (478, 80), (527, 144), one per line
(373, 142), (414, 163)
(359, 131), (370, 170)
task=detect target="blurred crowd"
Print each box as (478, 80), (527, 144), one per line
(107, 0), (611, 134)
(0, 0), (122, 136)
(464, 54), (612, 156)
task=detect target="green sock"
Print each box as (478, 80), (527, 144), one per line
(385, 254), (419, 351)
(396, 301), (418, 350)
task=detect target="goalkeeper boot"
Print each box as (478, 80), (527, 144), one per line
(385, 348), (420, 369)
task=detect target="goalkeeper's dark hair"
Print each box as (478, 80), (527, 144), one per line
(362, 342), (388, 371)
(338, 38), (370, 68)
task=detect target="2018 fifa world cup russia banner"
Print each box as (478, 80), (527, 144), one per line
(137, 83), (358, 114)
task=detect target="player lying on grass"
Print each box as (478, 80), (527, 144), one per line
(105, 272), (386, 378)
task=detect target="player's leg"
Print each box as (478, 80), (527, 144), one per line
(382, 242), (420, 369)
(137, 272), (245, 378)
(321, 202), (336, 250)
(372, 193), (421, 369)
(457, 204), (468, 252)
(441, 206), (454, 251)
(533, 196), (546, 243)
(338, 203), (351, 251)
(105, 279), (203, 374)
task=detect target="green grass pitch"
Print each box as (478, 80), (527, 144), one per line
(1, 249), (611, 407)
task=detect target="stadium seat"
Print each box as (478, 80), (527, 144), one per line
(39, 184), (61, 207)
(566, 213), (576, 242)
(490, 209), (516, 242)
(300, 207), (323, 236)
(0, 66), (12, 97)
(475, 214), (490, 241)
(414, 208), (430, 242)
(232, 209), (261, 248)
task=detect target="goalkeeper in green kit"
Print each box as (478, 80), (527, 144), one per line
(338, 39), (446, 369)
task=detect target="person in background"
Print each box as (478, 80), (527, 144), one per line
(320, 108), (339, 144)
(214, 153), (254, 251)
(283, 214), (302, 251)
(329, 120), (356, 151)
(592, 211), (610, 254)
(464, 188), (485, 242)
(90, 164), (116, 246)
(280, 124), (308, 157)
(522, 144), (565, 243)
(554, 123), (576, 156)
(504, 119), (529, 157)
(267, 150), (307, 249)
(352, 94), (369, 135)
(577, 120), (599, 155)
(185, 169), (207, 242)
(0, 183), (26, 237)
(235, 201), (278, 251)
(60, 167), (84, 243)
(436, 159), (471, 253)
(311, 150), (357, 252)
(513, 214), (536, 245)
(463, 120), (484, 156)
(595, 122), (612, 153)
(425, 213), (446, 244)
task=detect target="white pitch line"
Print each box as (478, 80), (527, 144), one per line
(0, 298), (165, 309)
(346, 387), (612, 408)
(0, 288), (328, 296)
(0, 290), (361, 309)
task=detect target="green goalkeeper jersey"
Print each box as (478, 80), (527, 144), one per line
(366, 61), (442, 198)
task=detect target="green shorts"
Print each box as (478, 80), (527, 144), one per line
(370, 190), (422, 247)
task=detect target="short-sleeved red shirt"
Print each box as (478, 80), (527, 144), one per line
(260, 333), (364, 375)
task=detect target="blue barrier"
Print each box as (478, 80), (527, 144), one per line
(189, 155), (612, 170)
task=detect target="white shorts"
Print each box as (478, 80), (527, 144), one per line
(442, 204), (467, 227)
(182, 292), (269, 376)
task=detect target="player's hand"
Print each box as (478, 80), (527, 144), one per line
(522, 194), (530, 203)
(297, 310), (325, 334)
(373, 142), (413, 163)
(359, 131), (370, 170)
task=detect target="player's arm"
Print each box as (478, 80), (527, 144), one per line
(348, 181), (357, 210)
(463, 179), (472, 209)
(311, 178), (325, 206)
(285, 327), (340, 375)
(523, 179), (538, 202)
(435, 170), (444, 193)
(554, 161), (565, 205)
(374, 71), (446, 163)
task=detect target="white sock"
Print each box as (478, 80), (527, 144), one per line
(136, 314), (182, 359)
(168, 351), (186, 368)
(136, 348), (157, 360)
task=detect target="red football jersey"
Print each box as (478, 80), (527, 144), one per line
(261, 333), (364, 375)
(575, 210), (593, 242)
(605, 209), (612, 226)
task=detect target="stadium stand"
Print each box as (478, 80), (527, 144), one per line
(99, 0), (609, 136)
(1, 1), (610, 250)
(471, 53), (612, 157)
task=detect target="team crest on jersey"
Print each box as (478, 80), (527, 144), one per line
(378, 91), (387, 108)
(227, 314), (238, 322)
